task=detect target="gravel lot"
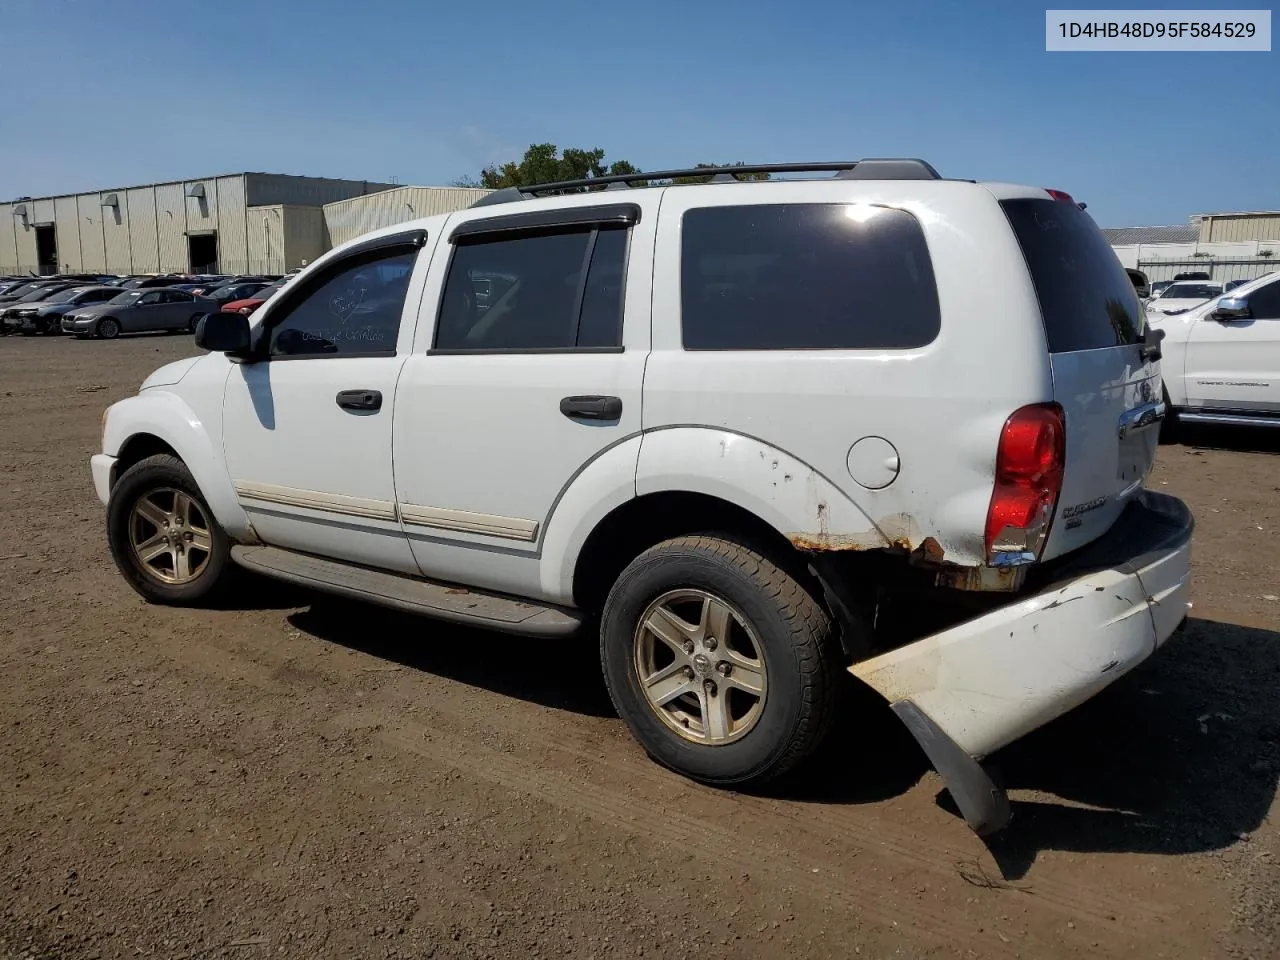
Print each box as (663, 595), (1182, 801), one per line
(2, 333), (1278, 960)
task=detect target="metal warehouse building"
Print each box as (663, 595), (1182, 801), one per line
(0, 172), (395, 277)
(322, 185), (492, 248)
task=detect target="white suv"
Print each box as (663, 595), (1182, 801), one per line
(91, 160), (1193, 834)
(1145, 270), (1280, 432)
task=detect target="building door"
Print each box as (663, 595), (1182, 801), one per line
(188, 233), (218, 274)
(35, 225), (57, 275)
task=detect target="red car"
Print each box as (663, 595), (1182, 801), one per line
(220, 281), (285, 316)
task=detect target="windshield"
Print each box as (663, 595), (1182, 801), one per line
(108, 290), (146, 305)
(19, 287), (65, 302)
(212, 284), (261, 301)
(1164, 283), (1222, 300)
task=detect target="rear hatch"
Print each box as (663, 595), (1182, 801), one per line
(1000, 195), (1161, 560)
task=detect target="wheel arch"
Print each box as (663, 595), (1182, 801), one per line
(102, 394), (250, 538)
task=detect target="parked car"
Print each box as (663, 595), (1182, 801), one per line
(1173, 271), (1212, 281)
(5, 284), (121, 335)
(0, 278), (68, 306)
(118, 275), (191, 290)
(0, 282), (88, 332)
(1148, 270), (1280, 433)
(1146, 280), (1227, 316)
(91, 161), (1192, 836)
(1224, 278), (1252, 292)
(1147, 279), (1175, 300)
(219, 281), (285, 316)
(1125, 267), (1150, 299)
(189, 276), (277, 296)
(62, 287), (215, 338)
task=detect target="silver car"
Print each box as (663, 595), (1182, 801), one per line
(62, 288), (216, 339)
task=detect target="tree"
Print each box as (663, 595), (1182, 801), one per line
(479, 144), (642, 190)
(668, 162), (771, 185)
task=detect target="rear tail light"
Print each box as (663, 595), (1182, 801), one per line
(985, 403), (1066, 566)
(1045, 188), (1075, 203)
(237, 306), (253, 315)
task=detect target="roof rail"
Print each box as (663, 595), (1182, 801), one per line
(464, 159), (942, 206)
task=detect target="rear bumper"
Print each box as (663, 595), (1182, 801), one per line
(852, 490), (1193, 759)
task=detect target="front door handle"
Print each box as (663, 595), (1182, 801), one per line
(336, 389), (382, 411)
(560, 395), (623, 421)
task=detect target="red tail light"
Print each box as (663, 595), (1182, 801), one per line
(985, 403), (1066, 565)
(1045, 188), (1075, 203)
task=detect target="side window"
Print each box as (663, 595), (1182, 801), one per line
(137, 291), (162, 305)
(266, 248), (416, 358)
(1247, 279), (1280, 319)
(680, 204), (941, 351)
(434, 226), (628, 352)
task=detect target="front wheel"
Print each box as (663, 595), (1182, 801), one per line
(600, 535), (838, 787)
(96, 317), (120, 339)
(107, 454), (234, 605)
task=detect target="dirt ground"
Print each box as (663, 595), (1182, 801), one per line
(1, 333), (1278, 960)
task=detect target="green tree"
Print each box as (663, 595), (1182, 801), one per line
(479, 144), (642, 190)
(668, 162), (771, 185)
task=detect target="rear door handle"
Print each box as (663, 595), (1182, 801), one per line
(336, 389), (382, 411)
(560, 395), (623, 420)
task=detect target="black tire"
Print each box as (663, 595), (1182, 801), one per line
(600, 535), (838, 787)
(188, 313), (204, 333)
(97, 317), (120, 339)
(107, 454), (234, 606)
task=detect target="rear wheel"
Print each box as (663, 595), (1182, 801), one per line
(97, 317), (120, 339)
(107, 454), (234, 605)
(600, 535), (838, 787)
(188, 313), (205, 333)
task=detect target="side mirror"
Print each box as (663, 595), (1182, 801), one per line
(195, 311), (252, 354)
(1209, 296), (1251, 322)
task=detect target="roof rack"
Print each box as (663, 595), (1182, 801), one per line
(468, 159), (941, 207)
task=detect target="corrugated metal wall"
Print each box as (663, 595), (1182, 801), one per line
(102, 195), (133, 273)
(155, 183), (187, 272)
(185, 177), (219, 235)
(54, 197), (81, 269)
(77, 195), (105, 272)
(126, 188), (160, 273)
(0, 204), (17, 271)
(13, 219), (37, 272)
(31, 198), (55, 226)
(245, 205), (287, 274)
(282, 206), (328, 269)
(216, 176), (248, 274)
(322, 186), (491, 247)
(1200, 214), (1280, 243)
(245, 173), (396, 208)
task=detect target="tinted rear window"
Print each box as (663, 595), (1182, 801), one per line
(680, 204), (941, 350)
(1001, 198), (1142, 353)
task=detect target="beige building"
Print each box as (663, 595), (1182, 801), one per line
(1195, 211), (1280, 243)
(1, 173), (394, 276)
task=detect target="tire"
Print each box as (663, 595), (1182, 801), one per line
(106, 453), (234, 606)
(97, 317), (120, 339)
(188, 313), (205, 333)
(600, 535), (837, 787)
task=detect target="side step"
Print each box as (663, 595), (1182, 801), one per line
(1177, 410), (1280, 429)
(230, 545), (584, 637)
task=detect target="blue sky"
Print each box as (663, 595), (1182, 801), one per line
(2, 0), (1275, 226)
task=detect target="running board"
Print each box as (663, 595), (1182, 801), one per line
(230, 545), (584, 637)
(1178, 411), (1280, 429)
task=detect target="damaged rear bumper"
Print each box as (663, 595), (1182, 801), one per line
(851, 490), (1193, 831)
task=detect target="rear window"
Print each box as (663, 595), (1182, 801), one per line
(1001, 198), (1142, 353)
(680, 204), (941, 350)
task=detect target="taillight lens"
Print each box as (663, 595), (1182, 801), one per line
(1045, 188), (1075, 204)
(985, 403), (1066, 565)
(238, 306), (252, 315)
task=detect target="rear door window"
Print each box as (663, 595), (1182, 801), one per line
(680, 204), (940, 350)
(1000, 198), (1143, 353)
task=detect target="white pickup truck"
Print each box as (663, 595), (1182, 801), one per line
(1146, 270), (1280, 432)
(91, 160), (1194, 834)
